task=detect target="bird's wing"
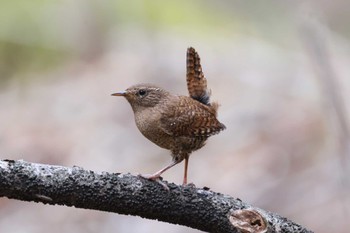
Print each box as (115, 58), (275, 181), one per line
(160, 97), (225, 137)
(186, 47), (211, 105)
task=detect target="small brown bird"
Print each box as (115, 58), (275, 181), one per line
(112, 47), (225, 185)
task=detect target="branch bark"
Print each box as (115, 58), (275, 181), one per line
(0, 159), (312, 233)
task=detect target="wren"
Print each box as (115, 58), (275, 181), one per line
(112, 47), (225, 186)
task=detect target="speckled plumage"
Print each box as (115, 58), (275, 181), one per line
(112, 47), (225, 185)
(186, 47), (210, 105)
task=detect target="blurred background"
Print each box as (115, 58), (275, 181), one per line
(0, 0), (349, 232)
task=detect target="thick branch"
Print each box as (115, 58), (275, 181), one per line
(0, 160), (312, 233)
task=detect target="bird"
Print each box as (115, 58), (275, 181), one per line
(112, 47), (225, 186)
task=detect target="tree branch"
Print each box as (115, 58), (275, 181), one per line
(0, 159), (312, 233)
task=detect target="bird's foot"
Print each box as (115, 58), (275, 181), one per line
(182, 182), (196, 188)
(138, 173), (160, 180)
(138, 173), (169, 191)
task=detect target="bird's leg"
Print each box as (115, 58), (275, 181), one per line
(139, 159), (182, 190)
(139, 159), (181, 181)
(183, 156), (189, 185)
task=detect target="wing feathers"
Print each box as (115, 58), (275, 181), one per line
(160, 97), (225, 137)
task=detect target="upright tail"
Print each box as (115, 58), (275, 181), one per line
(186, 47), (211, 105)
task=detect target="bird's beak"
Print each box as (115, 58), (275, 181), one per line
(111, 91), (126, 96)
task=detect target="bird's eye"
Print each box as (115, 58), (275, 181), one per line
(138, 89), (147, 97)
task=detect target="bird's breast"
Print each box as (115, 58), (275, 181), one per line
(134, 108), (174, 150)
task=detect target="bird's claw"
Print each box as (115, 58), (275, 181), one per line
(138, 174), (170, 191)
(182, 182), (196, 188)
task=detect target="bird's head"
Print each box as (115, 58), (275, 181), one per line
(112, 84), (169, 111)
